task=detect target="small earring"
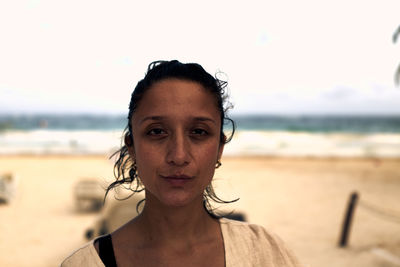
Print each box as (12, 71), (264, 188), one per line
(215, 160), (222, 169)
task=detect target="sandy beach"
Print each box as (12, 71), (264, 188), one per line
(0, 155), (399, 267)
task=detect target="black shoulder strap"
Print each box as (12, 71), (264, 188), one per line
(97, 234), (117, 267)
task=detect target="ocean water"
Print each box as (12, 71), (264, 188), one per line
(0, 114), (399, 157)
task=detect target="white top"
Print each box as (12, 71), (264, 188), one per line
(61, 218), (301, 267)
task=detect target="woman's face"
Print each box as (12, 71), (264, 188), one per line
(128, 79), (224, 207)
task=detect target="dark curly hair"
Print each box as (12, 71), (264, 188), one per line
(106, 60), (237, 217)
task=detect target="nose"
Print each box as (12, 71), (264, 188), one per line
(166, 131), (190, 166)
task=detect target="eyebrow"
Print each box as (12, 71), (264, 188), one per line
(140, 116), (164, 124)
(139, 116), (217, 125)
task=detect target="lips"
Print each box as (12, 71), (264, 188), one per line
(160, 174), (194, 186)
(161, 174), (193, 180)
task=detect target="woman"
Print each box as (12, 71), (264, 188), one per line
(62, 60), (301, 266)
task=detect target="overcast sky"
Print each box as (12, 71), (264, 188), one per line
(1, 0), (400, 115)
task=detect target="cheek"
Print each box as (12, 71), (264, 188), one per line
(198, 143), (221, 171)
(205, 139), (222, 158)
(132, 142), (160, 176)
(203, 165), (216, 183)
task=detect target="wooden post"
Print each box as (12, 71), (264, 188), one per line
(339, 192), (359, 247)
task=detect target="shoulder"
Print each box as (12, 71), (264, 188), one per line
(220, 217), (283, 249)
(60, 240), (104, 267)
(220, 218), (302, 267)
(220, 217), (272, 238)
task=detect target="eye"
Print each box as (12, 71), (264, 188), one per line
(147, 128), (167, 136)
(191, 128), (208, 136)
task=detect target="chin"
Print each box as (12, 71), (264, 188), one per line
(160, 192), (202, 208)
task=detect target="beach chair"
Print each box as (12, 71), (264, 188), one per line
(0, 173), (16, 204)
(74, 178), (105, 212)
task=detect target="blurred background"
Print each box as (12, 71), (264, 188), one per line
(0, 0), (400, 266)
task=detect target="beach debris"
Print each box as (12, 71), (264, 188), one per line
(0, 173), (16, 204)
(74, 178), (105, 212)
(339, 191), (359, 247)
(84, 194), (143, 240)
(339, 190), (400, 253)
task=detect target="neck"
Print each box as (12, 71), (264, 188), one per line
(134, 193), (218, 245)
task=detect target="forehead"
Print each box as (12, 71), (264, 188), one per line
(133, 79), (220, 123)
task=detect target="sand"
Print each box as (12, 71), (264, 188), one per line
(0, 155), (399, 267)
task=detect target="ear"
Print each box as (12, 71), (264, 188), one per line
(124, 133), (135, 158)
